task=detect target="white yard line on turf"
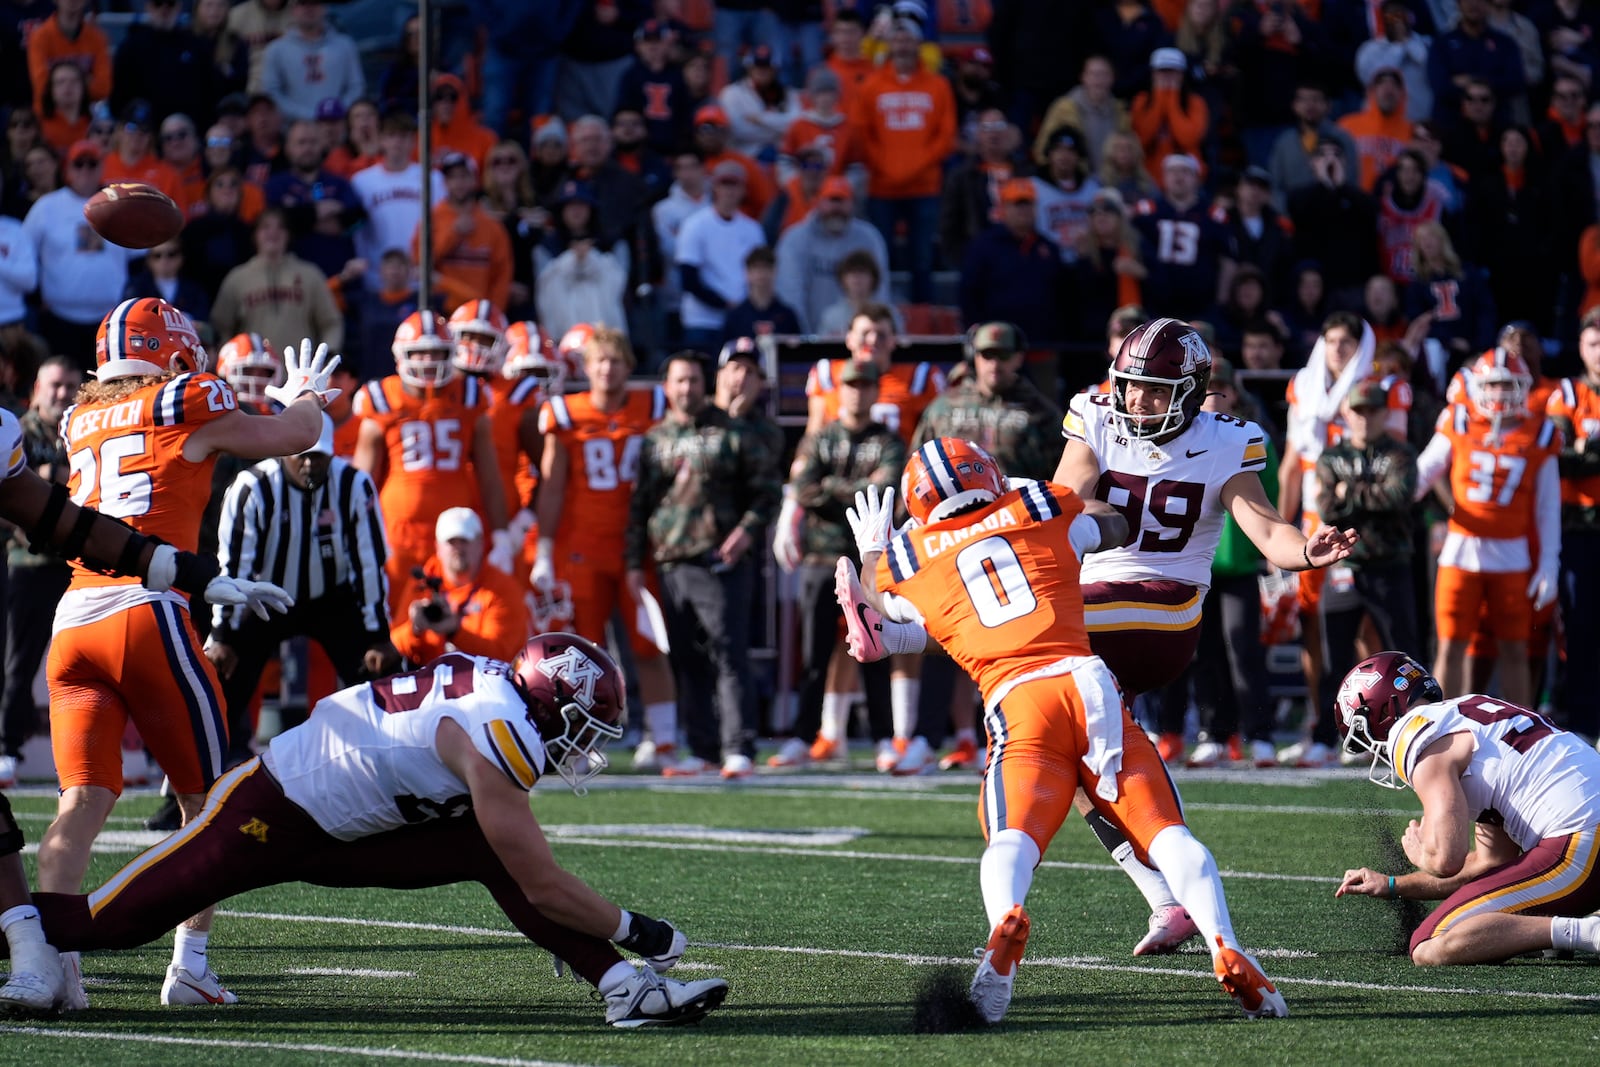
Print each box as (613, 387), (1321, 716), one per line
(211, 911), (1600, 1004)
(0, 1027), (602, 1067)
(287, 967), (417, 978)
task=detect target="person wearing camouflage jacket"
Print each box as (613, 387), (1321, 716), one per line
(625, 353), (782, 777)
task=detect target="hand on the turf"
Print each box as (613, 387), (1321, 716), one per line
(1334, 867), (1389, 898)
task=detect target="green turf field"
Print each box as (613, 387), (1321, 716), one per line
(4, 762), (1598, 1065)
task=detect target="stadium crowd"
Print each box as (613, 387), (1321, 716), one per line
(0, 0), (1595, 799)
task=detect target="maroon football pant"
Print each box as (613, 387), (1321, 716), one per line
(28, 759), (624, 984)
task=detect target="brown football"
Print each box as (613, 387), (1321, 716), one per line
(83, 182), (185, 249)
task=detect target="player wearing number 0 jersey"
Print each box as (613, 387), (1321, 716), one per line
(45, 297), (328, 1008)
(26, 638), (730, 1028)
(839, 439), (1287, 1022)
(354, 310), (508, 621)
(1333, 652), (1600, 966)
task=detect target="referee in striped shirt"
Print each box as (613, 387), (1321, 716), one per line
(203, 416), (398, 763)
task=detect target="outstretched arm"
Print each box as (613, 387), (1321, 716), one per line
(1222, 468), (1358, 570)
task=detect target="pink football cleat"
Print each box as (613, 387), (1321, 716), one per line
(835, 558), (888, 663)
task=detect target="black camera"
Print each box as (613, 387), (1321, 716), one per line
(412, 566), (446, 623)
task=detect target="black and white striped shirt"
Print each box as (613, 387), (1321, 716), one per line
(212, 457), (390, 636)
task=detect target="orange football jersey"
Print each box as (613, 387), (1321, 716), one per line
(62, 371), (237, 589)
(331, 411), (362, 458)
(537, 386), (666, 555)
(1438, 403), (1561, 541)
(1546, 377), (1600, 511)
(806, 358), (945, 445)
(353, 374), (490, 527)
(874, 481), (1092, 697)
(487, 375), (544, 512)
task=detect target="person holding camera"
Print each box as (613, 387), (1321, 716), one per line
(391, 506), (531, 667)
(206, 416), (400, 764)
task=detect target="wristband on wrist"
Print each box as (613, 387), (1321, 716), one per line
(1387, 875), (1398, 899)
(1302, 541), (1314, 569)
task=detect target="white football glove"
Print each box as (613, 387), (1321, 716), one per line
(487, 529), (515, 575)
(530, 539), (556, 593)
(845, 484), (896, 559)
(203, 575), (294, 620)
(265, 339), (343, 409)
(1527, 565), (1559, 612)
(772, 494), (803, 573)
(507, 507), (536, 547)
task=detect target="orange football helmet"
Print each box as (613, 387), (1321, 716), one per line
(503, 320), (566, 393)
(557, 322), (594, 383)
(447, 298), (509, 376)
(216, 332), (284, 406)
(1465, 347), (1532, 420)
(901, 437), (1008, 525)
(94, 297), (209, 381)
(392, 310), (455, 389)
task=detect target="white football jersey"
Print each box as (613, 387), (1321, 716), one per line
(266, 654), (548, 841)
(1390, 696), (1600, 850)
(0, 407), (25, 479)
(1062, 393), (1269, 593)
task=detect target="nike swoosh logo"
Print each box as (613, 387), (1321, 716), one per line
(1186, 449), (1208, 458)
(178, 980), (230, 1004)
(856, 602), (877, 634)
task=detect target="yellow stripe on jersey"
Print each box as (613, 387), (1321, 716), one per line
(1390, 716), (1432, 787)
(1243, 441), (1267, 464)
(488, 719), (538, 790)
(6, 444), (22, 477)
(1061, 411), (1085, 438)
(88, 759), (259, 917)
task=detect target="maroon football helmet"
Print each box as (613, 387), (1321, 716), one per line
(1110, 317), (1213, 438)
(510, 632), (626, 793)
(1335, 651), (1443, 788)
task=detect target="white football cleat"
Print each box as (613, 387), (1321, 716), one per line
(873, 739), (900, 773)
(720, 754), (754, 780)
(0, 753), (16, 789)
(1187, 741), (1227, 768)
(161, 963), (238, 1005)
(632, 740), (674, 772)
(1278, 740), (1334, 768)
(1249, 740), (1278, 768)
(0, 943), (63, 1013)
(1133, 905), (1199, 956)
(891, 736), (935, 776)
(603, 967), (728, 1028)
(969, 905), (1029, 1024)
(1214, 937), (1288, 1019)
(58, 951), (88, 1011)
(766, 737), (810, 768)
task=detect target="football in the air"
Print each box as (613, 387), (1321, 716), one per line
(83, 182), (185, 249)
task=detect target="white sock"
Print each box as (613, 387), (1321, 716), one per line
(1551, 916), (1600, 954)
(644, 702), (676, 747)
(1, 904), (44, 951)
(173, 926), (210, 975)
(1146, 825), (1238, 953)
(1109, 841), (1181, 912)
(820, 693), (848, 742)
(891, 677), (920, 740)
(598, 960), (636, 993)
(979, 828), (1040, 931)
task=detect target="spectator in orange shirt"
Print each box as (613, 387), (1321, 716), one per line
(1338, 67), (1413, 192)
(693, 104), (775, 220)
(825, 9), (875, 107)
(413, 151), (512, 311)
(159, 113), (208, 218)
(855, 16), (956, 304)
(26, 0), (111, 113)
(764, 139), (829, 241)
(1130, 47), (1210, 179)
(390, 507), (531, 667)
(38, 61), (90, 156)
(101, 100), (184, 204)
(429, 73), (496, 176)
(323, 98), (381, 181)
(780, 67), (857, 181)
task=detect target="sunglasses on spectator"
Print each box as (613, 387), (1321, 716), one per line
(71, 158), (99, 169)
(162, 129), (192, 141)
(207, 136), (233, 148)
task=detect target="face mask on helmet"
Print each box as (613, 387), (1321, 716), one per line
(1335, 652), (1442, 789)
(502, 322), (566, 395)
(900, 437), (1008, 526)
(393, 311), (456, 389)
(511, 632), (626, 795)
(1467, 353), (1530, 420)
(218, 333), (284, 406)
(529, 580), (575, 632)
(448, 300), (509, 377)
(1110, 318), (1211, 440)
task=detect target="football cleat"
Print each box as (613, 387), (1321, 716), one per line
(808, 736), (844, 763)
(835, 558), (888, 663)
(874, 738), (903, 773)
(1133, 905), (1199, 956)
(939, 736), (983, 772)
(1249, 740), (1279, 768)
(632, 739), (673, 773)
(0, 753), (16, 789)
(661, 755), (710, 778)
(1277, 740), (1334, 769)
(1187, 740), (1227, 768)
(1156, 733), (1185, 765)
(1213, 937), (1287, 1019)
(891, 736), (935, 776)
(161, 964), (238, 1005)
(969, 905), (1030, 1024)
(767, 737), (811, 768)
(720, 754), (754, 780)
(58, 952), (88, 1011)
(0, 943), (64, 1013)
(603, 967), (728, 1028)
